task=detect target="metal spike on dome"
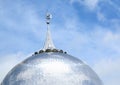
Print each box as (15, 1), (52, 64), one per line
(43, 13), (55, 50)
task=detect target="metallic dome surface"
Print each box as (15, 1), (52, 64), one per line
(1, 52), (103, 85)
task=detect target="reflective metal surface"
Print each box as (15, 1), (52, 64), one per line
(1, 52), (103, 85)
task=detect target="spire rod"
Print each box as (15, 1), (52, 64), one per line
(43, 13), (55, 50)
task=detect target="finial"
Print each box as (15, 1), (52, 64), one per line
(43, 13), (55, 50)
(34, 13), (67, 54)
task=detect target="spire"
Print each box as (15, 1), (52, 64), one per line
(33, 13), (67, 55)
(43, 13), (55, 50)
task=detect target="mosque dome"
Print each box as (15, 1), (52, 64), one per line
(1, 52), (102, 85)
(1, 13), (103, 85)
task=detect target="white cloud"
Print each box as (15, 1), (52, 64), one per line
(97, 11), (106, 22)
(101, 30), (120, 53)
(108, 0), (120, 15)
(70, 0), (99, 10)
(70, 0), (120, 23)
(70, 0), (120, 12)
(93, 57), (120, 85)
(83, 0), (99, 10)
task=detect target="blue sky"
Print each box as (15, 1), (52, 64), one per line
(0, 0), (120, 85)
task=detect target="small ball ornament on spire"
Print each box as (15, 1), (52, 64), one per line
(46, 13), (52, 24)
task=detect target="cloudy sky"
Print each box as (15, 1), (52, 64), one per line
(0, 0), (120, 85)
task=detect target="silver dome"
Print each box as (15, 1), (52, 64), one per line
(1, 52), (103, 85)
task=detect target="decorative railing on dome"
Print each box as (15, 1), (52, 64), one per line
(34, 49), (67, 55)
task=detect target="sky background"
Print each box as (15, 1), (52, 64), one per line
(0, 0), (120, 85)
